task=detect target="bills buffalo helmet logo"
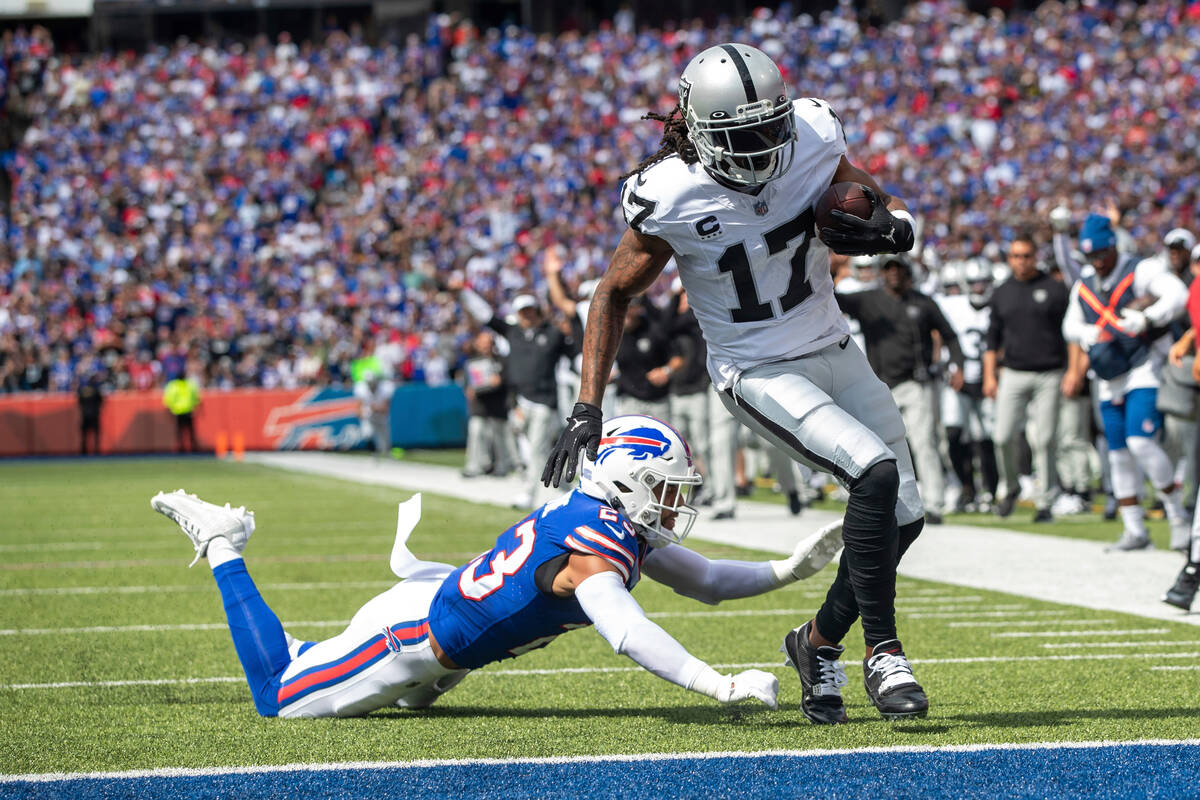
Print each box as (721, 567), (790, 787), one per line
(595, 426), (672, 465)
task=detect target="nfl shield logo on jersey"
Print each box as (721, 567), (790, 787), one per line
(753, 199), (769, 216)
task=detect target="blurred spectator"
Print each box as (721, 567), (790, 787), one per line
(76, 368), (104, 455)
(459, 285), (575, 508)
(613, 296), (672, 419)
(162, 368), (201, 453)
(461, 329), (515, 478)
(354, 368), (396, 461)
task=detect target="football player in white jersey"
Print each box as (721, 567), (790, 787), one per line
(937, 258), (999, 511)
(542, 44), (927, 723)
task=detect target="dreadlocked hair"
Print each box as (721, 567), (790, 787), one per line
(621, 104), (699, 180)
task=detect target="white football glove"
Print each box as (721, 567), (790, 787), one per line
(1118, 308), (1148, 336)
(1076, 323), (1102, 349)
(1049, 206), (1071, 233)
(714, 669), (780, 710)
(770, 519), (844, 582)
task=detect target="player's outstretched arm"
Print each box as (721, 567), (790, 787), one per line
(570, 561), (778, 709)
(541, 229), (675, 488)
(642, 519), (844, 605)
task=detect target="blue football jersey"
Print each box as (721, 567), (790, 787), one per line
(428, 490), (651, 669)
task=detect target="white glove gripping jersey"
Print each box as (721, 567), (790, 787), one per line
(935, 294), (990, 385)
(620, 99), (851, 390)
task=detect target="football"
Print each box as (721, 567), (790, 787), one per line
(814, 182), (876, 231)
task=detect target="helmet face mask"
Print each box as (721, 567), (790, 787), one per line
(679, 44), (797, 187)
(578, 415), (702, 547)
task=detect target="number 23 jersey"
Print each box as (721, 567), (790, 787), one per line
(428, 490), (650, 669)
(621, 99), (851, 390)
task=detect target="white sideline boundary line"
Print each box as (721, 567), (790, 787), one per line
(6, 651), (1200, 691)
(1152, 665), (1200, 671)
(949, 619), (1115, 628)
(992, 628), (1169, 638)
(4, 738), (1198, 783)
(1046, 640), (1200, 649)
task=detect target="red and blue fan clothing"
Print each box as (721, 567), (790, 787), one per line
(209, 490), (649, 717)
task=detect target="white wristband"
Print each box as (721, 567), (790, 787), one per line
(687, 664), (726, 700)
(891, 209), (915, 228)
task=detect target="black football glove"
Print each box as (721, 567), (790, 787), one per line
(542, 402), (603, 488)
(818, 186), (915, 256)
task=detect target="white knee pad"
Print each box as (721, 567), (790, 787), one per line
(1125, 435), (1174, 490)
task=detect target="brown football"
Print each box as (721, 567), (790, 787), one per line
(814, 182), (875, 231)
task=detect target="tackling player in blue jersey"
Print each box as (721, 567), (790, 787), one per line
(151, 415), (845, 718)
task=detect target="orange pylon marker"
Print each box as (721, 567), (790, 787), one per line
(232, 432), (246, 462)
(215, 431), (229, 460)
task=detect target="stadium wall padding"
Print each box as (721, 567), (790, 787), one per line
(0, 385), (467, 456)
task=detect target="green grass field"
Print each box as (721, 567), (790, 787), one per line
(2, 458), (1198, 777)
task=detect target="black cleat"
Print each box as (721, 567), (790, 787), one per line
(787, 491), (804, 516)
(996, 494), (1016, 518)
(1032, 508), (1053, 523)
(1163, 562), (1200, 611)
(863, 639), (929, 720)
(781, 622), (848, 724)
(925, 511), (943, 526)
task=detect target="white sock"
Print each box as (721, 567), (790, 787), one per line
(206, 537), (242, 569)
(1118, 504), (1147, 539)
(1160, 488), (1187, 525)
(1191, 534), (1200, 564)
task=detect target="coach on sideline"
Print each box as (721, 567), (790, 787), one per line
(836, 253), (964, 524)
(457, 281), (578, 509)
(983, 232), (1070, 522)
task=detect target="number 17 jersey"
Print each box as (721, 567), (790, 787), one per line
(620, 99), (850, 390)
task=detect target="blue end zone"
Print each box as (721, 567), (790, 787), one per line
(5, 743), (1198, 800)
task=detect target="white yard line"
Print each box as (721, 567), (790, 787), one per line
(1151, 665), (1200, 671)
(0, 580), (398, 597)
(991, 628), (1169, 638)
(5, 738), (1199, 783)
(5, 652), (1199, 692)
(948, 619), (1116, 628)
(1044, 640), (1200, 649)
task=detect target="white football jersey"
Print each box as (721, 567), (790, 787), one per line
(935, 294), (990, 385)
(620, 99), (850, 390)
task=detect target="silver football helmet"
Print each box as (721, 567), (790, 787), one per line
(679, 43), (796, 187)
(963, 258), (995, 308)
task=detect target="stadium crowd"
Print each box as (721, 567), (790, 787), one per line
(3, 2), (1200, 547)
(1, 0), (1198, 395)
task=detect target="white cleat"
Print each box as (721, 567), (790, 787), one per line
(150, 489), (256, 567)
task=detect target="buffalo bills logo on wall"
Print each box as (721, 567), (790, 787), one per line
(595, 427), (672, 465)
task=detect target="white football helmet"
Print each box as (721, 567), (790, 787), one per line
(679, 43), (796, 187)
(578, 415), (701, 547)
